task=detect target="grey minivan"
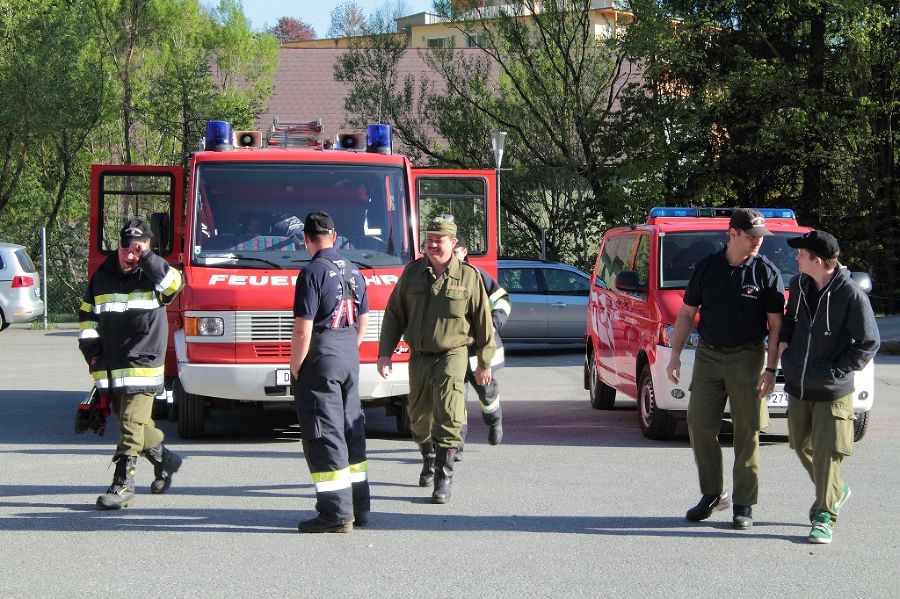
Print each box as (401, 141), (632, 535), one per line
(498, 258), (590, 343)
(0, 242), (44, 330)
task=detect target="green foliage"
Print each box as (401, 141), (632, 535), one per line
(0, 0), (277, 317)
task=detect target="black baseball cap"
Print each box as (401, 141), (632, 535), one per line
(729, 208), (771, 237)
(304, 211), (335, 235)
(788, 230), (840, 260)
(120, 218), (151, 247)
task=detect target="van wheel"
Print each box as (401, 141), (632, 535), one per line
(853, 411), (869, 442)
(638, 365), (676, 440)
(174, 378), (205, 439)
(588, 353), (616, 409)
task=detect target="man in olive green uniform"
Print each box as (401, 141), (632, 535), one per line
(377, 215), (496, 504)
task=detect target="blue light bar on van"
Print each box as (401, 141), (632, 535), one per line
(205, 120), (233, 151)
(366, 124), (392, 155)
(649, 207), (796, 219)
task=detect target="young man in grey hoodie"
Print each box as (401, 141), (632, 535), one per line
(778, 230), (880, 544)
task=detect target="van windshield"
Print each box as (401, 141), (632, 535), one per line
(190, 162), (412, 268)
(659, 231), (800, 289)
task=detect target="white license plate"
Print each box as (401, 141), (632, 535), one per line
(766, 391), (788, 408)
(275, 369), (292, 386)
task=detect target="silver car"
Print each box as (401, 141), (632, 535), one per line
(0, 242), (44, 330)
(498, 258), (590, 344)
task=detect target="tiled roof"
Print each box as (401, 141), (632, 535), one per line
(256, 47), (447, 143)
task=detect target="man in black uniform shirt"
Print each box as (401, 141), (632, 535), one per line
(290, 212), (370, 533)
(666, 208), (784, 530)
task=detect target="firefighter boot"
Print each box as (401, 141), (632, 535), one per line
(143, 443), (183, 494)
(418, 443), (436, 487)
(483, 406), (503, 446)
(431, 447), (457, 504)
(96, 455), (137, 510)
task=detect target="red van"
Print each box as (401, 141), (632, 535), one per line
(583, 207), (875, 440)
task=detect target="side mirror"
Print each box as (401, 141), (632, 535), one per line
(615, 270), (646, 293)
(850, 271), (872, 295)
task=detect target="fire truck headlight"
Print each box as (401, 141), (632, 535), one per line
(185, 316), (224, 336)
(197, 317), (225, 336)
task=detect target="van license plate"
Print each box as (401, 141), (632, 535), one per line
(766, 392), (788, 408)
(275, 369), (292, 386)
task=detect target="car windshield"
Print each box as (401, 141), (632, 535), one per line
(659, 231), (800, 289)
(191, 162), (412, 268)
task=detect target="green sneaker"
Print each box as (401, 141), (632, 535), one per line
(808, 484), (851, 523)
(809, 512), (833, 544)
(834, 484), (851, 516)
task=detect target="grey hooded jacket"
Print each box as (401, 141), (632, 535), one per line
(779, 266), (880, 402)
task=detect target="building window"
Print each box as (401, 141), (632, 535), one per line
(466, 33), (486, 48)
(427, 37), (447, 48)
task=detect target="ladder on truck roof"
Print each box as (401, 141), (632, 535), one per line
(265, 117), (322, 147)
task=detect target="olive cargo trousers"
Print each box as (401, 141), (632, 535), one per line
(788, 392), (854, 522)
(407, 347), (468, 449)
(687, 342), (768, 507)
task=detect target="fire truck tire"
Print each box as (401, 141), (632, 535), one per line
(174, 378), (205, 439)
(853, 410), (869, 442)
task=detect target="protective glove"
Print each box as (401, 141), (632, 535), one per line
(74, 388), (111, 436)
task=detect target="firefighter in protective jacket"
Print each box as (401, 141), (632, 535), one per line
(78, 219), (184, 509)
(453, 233), (510, 449)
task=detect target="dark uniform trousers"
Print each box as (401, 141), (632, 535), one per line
(408, 346), (468, 448)
(787, 392), (854, 522)
(111, 391), (164, 457)
(464, 362), (501, 417)
(295, 327), (369, 523)
(687, 341), (769, 507)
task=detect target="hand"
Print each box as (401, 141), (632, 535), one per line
(666, 356), (681, 384)
(475, 366), (492, 386)
(130, 240), (150, 256)
(757, 371), (776, 399)
(377, 356), (392, 379)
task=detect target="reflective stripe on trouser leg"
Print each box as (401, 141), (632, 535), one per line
(113, 391), (164, 457)
(303, 437), (354, 522)
(350, 461), (370, 514)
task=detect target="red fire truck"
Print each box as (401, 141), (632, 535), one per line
(89, 119), (498, 438)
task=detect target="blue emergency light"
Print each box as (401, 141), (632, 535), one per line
(205, 120), (233, 151)
(367, 124), (392, 155)
(649, 206), (796, 219)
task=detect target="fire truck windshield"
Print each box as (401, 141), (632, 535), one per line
(191, 162), (412, 268)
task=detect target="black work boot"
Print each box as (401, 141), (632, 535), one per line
(431, 447), (457, 504)
(142, 443), (183, 494)
(685, 492), (730, 522)
(298, 516), (353, 534)
(482, 406), (503, 445)
(418, 443), (436, 487)
(97, 455), (137, 510)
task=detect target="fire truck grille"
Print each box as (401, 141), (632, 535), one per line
(254, 343), (291, 358)
(234, 310), (384, 343)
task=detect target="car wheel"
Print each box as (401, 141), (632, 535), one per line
(588, 352), (616, 410)
(174, 377), (205, 439)
(0, 310), (8, 331)
(853, 410), (869, 442)
(638, 365), (676, 440)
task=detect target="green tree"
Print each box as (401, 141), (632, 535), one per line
(337, 0), (635, 264)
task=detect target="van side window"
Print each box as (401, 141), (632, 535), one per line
(633, 234), (651, 288)
(599, 233), (639, 290)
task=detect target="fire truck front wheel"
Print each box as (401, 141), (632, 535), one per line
(174, 377), (206, 439)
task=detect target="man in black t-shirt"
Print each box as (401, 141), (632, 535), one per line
(666, 208), (785, 530)
(290, 211), (370, 533)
